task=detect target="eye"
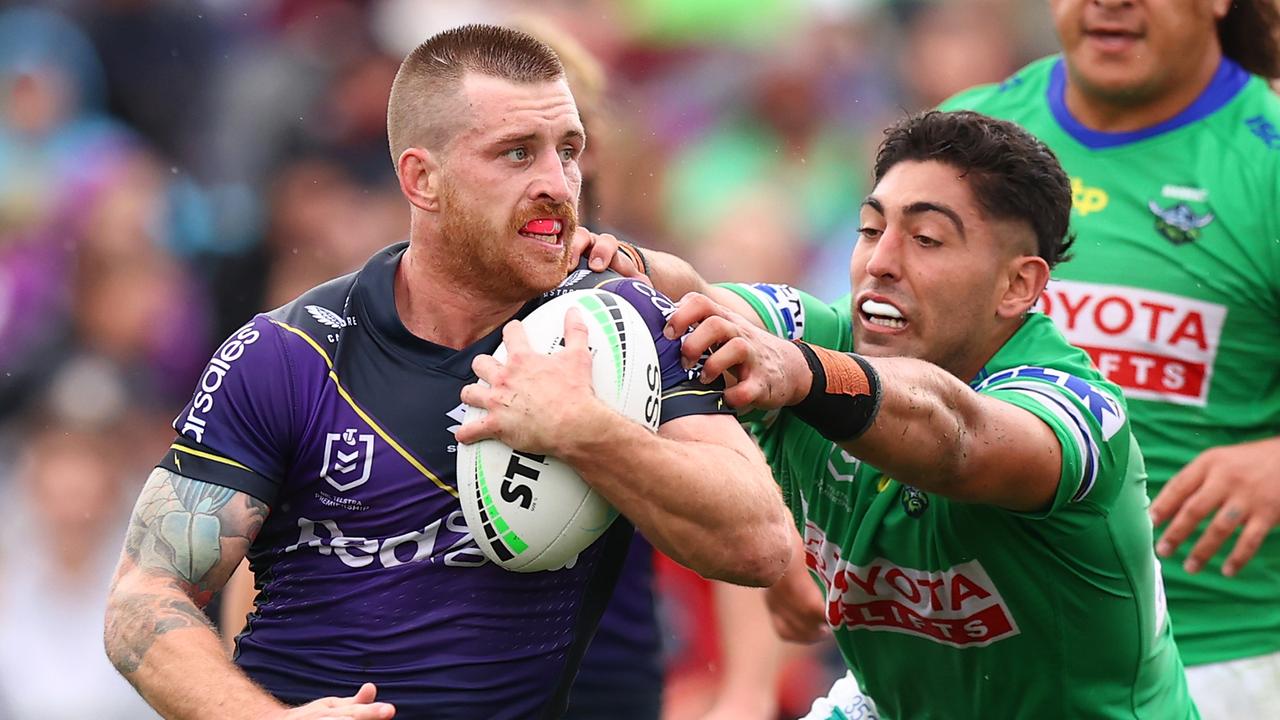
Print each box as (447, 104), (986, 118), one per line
(559, 146), (577, 162)
(914, 235), (940, 248)
(504, 147), (529, 162)
(858, 226), (883, 241)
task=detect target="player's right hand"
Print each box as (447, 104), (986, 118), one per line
(270, 683), (395, 719)
(668, 292), (811, 410)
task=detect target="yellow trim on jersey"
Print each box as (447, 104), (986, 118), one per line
(170, 443), (253, 472)
(662, 389), (721, 399)
(269, 319), (458, 498)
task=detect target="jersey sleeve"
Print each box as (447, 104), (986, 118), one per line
(156, 316), (298, 504)
(583, 276), (733, 423)
(973, 366), (1132, 517)
(716, 283), (852, 350)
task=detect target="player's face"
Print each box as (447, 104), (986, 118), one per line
(436, 74), (584, 301)
(849, 160), (1031, 379)
(1051, 0), (1230, 103)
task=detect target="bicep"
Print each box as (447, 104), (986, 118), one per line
(117, 467), (269, 606)
(960, 395), (1064, 513)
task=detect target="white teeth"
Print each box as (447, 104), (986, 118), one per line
(867, 316), (906, 329)
(861, 299), (903, 319)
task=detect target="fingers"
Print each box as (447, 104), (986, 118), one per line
(1149, 457), (1207, 525)
(562, 306), (590, 352)
(470, 354), (502, 384)
(502, 319), (531, 354)
(698, 335), (751, 382)
(1224, 518), (1272, 577)
(664, 292), (722, 340)
(680, 314), (742, 365)
(1156, 478), (1226, 560)
(1182, 504), (1246, 574)
(568, 227), (594, 266)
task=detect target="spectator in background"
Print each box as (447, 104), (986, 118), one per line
(662, 35), (865, 290)
(0, 421), (159, 720)
(942, 1), (1280, 715)
(0, 6), (132, 418)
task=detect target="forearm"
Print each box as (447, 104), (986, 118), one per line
(105, 467), (278, 718)
(106, 570), (284, 719)
(560, 411), (789, 586)
(643, 247), (714, 300)
(834, 357), (978, 494)
(708, 583), (784, 717)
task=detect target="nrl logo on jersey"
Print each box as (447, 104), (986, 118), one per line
(1147, 201), (1214, 246)
(322, 428), (375, 491)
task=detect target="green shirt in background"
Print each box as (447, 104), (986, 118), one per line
(943, 56), (1280, 666)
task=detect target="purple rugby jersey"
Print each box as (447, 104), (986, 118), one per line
(156, 242), (730, 719)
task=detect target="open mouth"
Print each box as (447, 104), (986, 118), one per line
(517, 218), (565, 246)
(860, 298), (906, 330)
(1083, 28), (1142, 50)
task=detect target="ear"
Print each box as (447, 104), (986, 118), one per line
(1210, 0), (1231, 21)
(997, 254), (1050, 319)
(397, 147), (441, 213)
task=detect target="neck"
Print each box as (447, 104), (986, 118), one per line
(951, 317), (1025, 384)
(1064, 48), (1223, 133)
(394, 242), (525, 349)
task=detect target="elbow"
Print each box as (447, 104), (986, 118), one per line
(708, 513), (793, 587)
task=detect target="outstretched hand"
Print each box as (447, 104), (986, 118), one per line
(568, 227), (648, 280)
(1149, 437), (1280, 577)
(455, 308), (604, 456)
(664, 292), (810, 410)
(272, 683), (395, 719)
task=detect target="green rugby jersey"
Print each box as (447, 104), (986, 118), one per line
(722, 283), (1194, 719)
(943, 56), (1280, 666)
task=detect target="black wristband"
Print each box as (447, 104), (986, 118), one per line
(789, 341), (883, 443)
(617, 241), (650, 276)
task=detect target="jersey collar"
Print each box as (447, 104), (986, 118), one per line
(1048, 55), (1250, 149)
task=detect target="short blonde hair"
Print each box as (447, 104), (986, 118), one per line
(387, 24), (565, 165)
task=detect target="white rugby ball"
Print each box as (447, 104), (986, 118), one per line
(457, 288), (662, 572)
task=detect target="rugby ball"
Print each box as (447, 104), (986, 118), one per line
(457, 288), (662, 572)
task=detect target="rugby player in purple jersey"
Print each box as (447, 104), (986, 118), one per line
(102, 24), (790, 720)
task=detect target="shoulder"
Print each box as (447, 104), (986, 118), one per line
(1212, 74), (1280, 161)
(265, 271), (361, 350)
(940, 56), (1058, 117)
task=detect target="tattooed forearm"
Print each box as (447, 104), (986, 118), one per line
(120, 468), (268, 603)
(105, 591), (216, 676)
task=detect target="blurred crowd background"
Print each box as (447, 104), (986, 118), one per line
(0, 1), (1059, 717)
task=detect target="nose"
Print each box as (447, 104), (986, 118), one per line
(862, 230), (902, 282)
(529, 150), (575, 205)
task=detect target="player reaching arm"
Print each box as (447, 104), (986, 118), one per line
(665, 293), (1065, 513)
(103, 468), (395, 720)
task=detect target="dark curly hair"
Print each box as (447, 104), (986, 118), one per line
(1220, 0), (1280, 78)
(874, 111), (1075, 268)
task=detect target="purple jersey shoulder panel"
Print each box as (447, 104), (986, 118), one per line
(162, 316), (314, 503)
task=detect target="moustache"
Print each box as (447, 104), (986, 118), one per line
(512, 201), (579, 236)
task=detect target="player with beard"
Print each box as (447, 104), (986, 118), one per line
(102, 24), (791, 720)
(942, 1), (1280, 715)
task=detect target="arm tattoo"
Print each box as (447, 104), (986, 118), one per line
(106, 467), (268, 677)
(122, 468), (267, 599)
